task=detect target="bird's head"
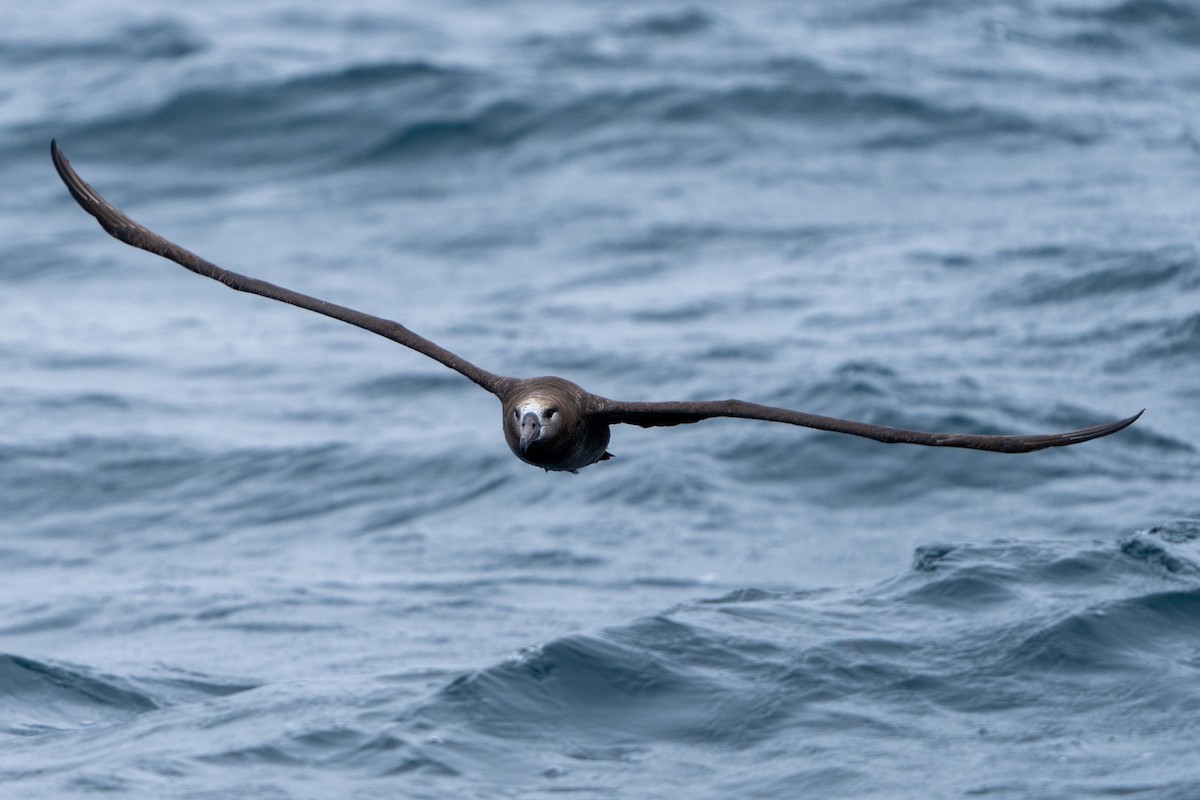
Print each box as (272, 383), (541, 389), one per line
(508, 397), (566, 459)
(501, 377), (609, 472)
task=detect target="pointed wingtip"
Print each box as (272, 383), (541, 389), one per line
(1091, 408), (1144, 442)
(49, 137), (138, 235)
(50, 138), (73, 186)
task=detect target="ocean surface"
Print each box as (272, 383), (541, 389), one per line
(2, 1), (1198, 797)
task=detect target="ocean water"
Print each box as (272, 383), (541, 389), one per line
(2, 1), (1198, 797)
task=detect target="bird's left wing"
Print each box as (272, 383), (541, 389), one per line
(592, 398), (1142, 453)
(50, 140), (512, 397)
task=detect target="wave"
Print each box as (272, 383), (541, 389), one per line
(0, 654), (157, 735)
(1065, 0), (1200, 46)
(0, 432), (511, 542)
(328, 523), (1195, 790)
(1, 525), (1195, 795)
(1130, 312), (1200, 363)
(1011, 587), (1200, 672)
(357, 80), (1085, 166)
(995, 245), (1198, 306)
(0, 19), (204, 66)
(27, 48), (1099, 181)
(617, 8), (714, 38)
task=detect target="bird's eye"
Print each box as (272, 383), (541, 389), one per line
(513, 410), (519, 419)
(546, 408), (557, 418)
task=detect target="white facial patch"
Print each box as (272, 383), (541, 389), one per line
(514, 398), (561, 440)
(516, 400), (548, 418)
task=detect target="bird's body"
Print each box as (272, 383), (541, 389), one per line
(501, 377), (612, 472)
(50, 140), (1142, 473)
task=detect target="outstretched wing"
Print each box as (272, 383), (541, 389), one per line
(51, 140), (511, 397)
(593, 398), (1142, 454)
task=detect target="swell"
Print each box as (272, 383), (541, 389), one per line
(399, 523), (1200, 765)
(0, 19), (205, 65)
(1127, 311), (1200, 365)
(357, 80), (1087, 166)
(0, 654), (157, 735)
(54, 60), (475, 171)
(1058, 0), (1200, 46)
(27, 53), (1097, 177)
(3, 527), (1196, 794)
(994, 245), (1199, 306)
(0, 433), (511, 541)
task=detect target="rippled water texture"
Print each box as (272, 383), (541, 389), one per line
(2, 1), (1198, 797)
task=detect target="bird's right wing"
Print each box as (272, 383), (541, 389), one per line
(51, 140), (512, 397)
(593, 397), (1142, 453)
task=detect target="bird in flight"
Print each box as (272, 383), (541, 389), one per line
(51, 140), (1141, 473)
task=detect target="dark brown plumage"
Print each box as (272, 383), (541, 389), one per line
(51, 140), (1142, 473)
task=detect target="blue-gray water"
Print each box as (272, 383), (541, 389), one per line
(2, 1), (1199, 797)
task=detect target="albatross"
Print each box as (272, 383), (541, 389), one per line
(50, 140), (1142, 473)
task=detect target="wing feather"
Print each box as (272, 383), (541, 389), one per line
(51, 140), (510, 397)
(594, 398), (1142, 454)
